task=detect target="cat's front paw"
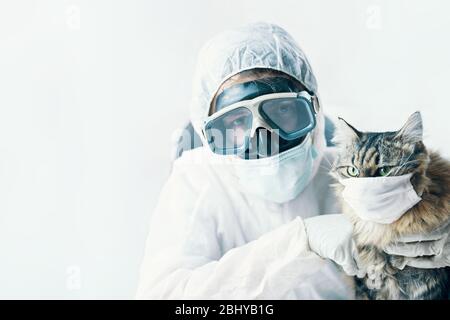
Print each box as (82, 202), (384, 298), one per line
(365, 264), (384, 290)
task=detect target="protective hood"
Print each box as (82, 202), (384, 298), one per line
(190, 22), (319, 129)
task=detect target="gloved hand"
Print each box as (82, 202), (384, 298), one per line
(304, 214), (366, 278)
(384, 219), (450, 270)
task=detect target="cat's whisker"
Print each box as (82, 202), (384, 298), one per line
(390, 152), (417, 176)
(386, 150), (415, 176)
(318, 163), (334, 172)
(322, 154), (335, 168)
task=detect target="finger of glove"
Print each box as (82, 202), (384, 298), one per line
(330, 238), (360, 276)
(404, 247), (450, 269)
(384, 236), (446, 257)
(305, 214), (353, 258)
(390, 256), (409, 270)
(396, 219), (450, 243)
(403, 256), (447, 269)
(396, 230), (445, 243)
(341, 262), (359, 277)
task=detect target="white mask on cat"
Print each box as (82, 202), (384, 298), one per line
(339, 173), (422, 224)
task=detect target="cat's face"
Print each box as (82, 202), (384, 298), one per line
(333, 112), (428, 179)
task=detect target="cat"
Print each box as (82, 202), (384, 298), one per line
(332, 111), (450, 299)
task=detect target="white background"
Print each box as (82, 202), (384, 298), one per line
(0, 0), (449, 299)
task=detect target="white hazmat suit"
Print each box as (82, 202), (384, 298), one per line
(136, 22), (355, 299)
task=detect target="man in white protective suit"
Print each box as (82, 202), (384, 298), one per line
(136, 22), (450, 299)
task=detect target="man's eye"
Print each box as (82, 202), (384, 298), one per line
(278, 105), (291, 115)
(346, 166), (359, 177)
(223, 117), (244, 128)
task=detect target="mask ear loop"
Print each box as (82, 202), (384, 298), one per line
(307, 93), (326, 180)
(312, 95), (320, 113)
(309, 94), (321, 147)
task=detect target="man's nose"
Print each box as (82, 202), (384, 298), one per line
(247, 127), (280, 158)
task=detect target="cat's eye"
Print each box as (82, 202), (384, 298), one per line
(346, 166), (359, 177)
(378, 167), (392, 176)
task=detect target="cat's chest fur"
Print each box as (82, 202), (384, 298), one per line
(339, 194), (397, 248)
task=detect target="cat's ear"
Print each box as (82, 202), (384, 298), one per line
(395, 111), (423, 143)
(333, 117), (362, 145)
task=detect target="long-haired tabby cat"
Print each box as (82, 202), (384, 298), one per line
(332, 111), (450, 299)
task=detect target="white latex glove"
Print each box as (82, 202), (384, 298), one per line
(304, 214), (366, 278)
(384, 219), (450, 270)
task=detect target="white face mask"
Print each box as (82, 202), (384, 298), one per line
(230, 134), (318, 203)
(339, 173), (422, 224)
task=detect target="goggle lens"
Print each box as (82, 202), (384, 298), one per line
(205, 107), (253, 155)
(259, 98), (315, 139)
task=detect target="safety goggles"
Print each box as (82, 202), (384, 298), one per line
(202, 91), (318, 156)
